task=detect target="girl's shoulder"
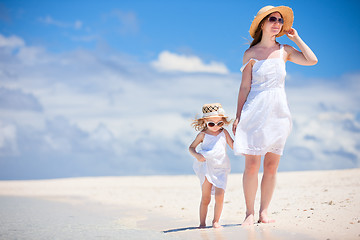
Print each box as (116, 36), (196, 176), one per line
(198, 131), (206, 138)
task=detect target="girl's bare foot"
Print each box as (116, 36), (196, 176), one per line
(198, 224), (206, 228)
(258, 211), (275, 223)
(212, 221), (223, 228)
(242, 214), (255, 226)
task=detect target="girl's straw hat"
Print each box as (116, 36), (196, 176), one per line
(249, 5), (294, 38)
(202, 103), (227, 118)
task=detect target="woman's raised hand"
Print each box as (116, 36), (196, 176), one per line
(285, 28), (299, 41)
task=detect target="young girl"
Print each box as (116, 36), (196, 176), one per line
(232, 6), (317, 225)
(189, 103), (234, 228)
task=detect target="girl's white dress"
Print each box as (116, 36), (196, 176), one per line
(193, 130), (231, 195)
(234, 45), (292, 156)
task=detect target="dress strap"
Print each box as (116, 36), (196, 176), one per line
(240, 58), (257, 72)
(279, 44), (284, 60)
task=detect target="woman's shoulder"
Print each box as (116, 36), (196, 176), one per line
(282, 44), (297, 60)
(241, 48), (258, 71)
(243, 46), (263, 62)
(243, 47), (256, 59)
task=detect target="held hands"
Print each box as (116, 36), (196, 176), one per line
(232, 118), (239, 135)
(285, 28), (299, 41)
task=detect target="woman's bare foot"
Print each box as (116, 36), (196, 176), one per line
(212, 221), (223, 228)
(242, 214), (255, 226)
(198, 224), (206, 228)
(258, 211), (275, 223)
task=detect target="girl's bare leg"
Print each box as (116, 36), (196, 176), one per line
(199, 177), (212, 227)
(242, 155), (261, 226)
(259, 152), (280, 223)
(213, 187), (225, 228)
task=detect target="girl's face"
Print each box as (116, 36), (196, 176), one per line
(205, 116), (224, 133)
(262, 12), (283, 37)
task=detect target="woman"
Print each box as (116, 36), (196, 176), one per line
(232, 5), (317, 225)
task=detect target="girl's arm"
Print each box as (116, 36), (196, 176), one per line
(189, 132), (206, 162)
(232, 51), (253, 135)
(285, 28), (318, 66)
(223, 129), (234, 150)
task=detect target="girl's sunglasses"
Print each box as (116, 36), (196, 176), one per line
(268, 16), (284, 24)
(207, 121), (224, 128)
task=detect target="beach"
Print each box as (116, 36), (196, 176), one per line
(0, 168), (359, 240)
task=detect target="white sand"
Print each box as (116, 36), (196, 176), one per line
(0, 168), (359, 239)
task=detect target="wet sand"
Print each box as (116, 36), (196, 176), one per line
(0, 169), (359, 239)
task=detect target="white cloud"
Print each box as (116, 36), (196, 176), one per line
(151, 51), (229, 74)
(110, 10), (138, 34)
(17, 46), (48, 65)
(0, 87), (43, 111)
(0, 34), (50, 66)
(0, 34), (359, 179)
(39, 16), (83, 30)
(0, 121), (18, 156)
(0, 35), (24, 48)
(74, 20), (83, 29)
(39, 16), (64, 27)
(282, 77), (360, 171)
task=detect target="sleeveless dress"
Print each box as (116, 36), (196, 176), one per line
(193, 130), (231, 195)
(234, 45), (292, 156)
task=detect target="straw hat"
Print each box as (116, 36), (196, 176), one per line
(249, 5), (294, 38)
(202, 103), (227, 118)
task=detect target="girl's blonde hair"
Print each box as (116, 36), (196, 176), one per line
(192, 116), (232, 132)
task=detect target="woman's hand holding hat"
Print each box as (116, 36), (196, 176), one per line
(285, 28), (299, 41)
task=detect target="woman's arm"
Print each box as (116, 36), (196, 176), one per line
(233, 52), (253, 135)
(189, 132), (206, 162)
(285, 28), (318, 66)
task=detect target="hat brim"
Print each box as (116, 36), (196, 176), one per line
(249, 6), (294, 38)
(203, 115), (228, 119)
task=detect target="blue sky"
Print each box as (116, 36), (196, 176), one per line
(2, 0), (360, 77)
(0, 0), (359, 179)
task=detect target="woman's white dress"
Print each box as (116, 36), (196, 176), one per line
(234, 45), (292, 156)
(193, 131), (231, 194)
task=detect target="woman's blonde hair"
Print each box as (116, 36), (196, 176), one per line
(192, 116), (232, 132)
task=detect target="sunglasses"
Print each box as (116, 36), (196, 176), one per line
(268, 16), (284, 24)
(207, 121), (224, 128)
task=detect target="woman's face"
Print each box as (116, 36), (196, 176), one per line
(262, 12), (283, 37)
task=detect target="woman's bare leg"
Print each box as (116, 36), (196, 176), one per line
(242, 155), (261, 226)
(259, 152), (280, 223)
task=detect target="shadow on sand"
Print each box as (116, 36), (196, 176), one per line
(163, 223), (242, 233)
